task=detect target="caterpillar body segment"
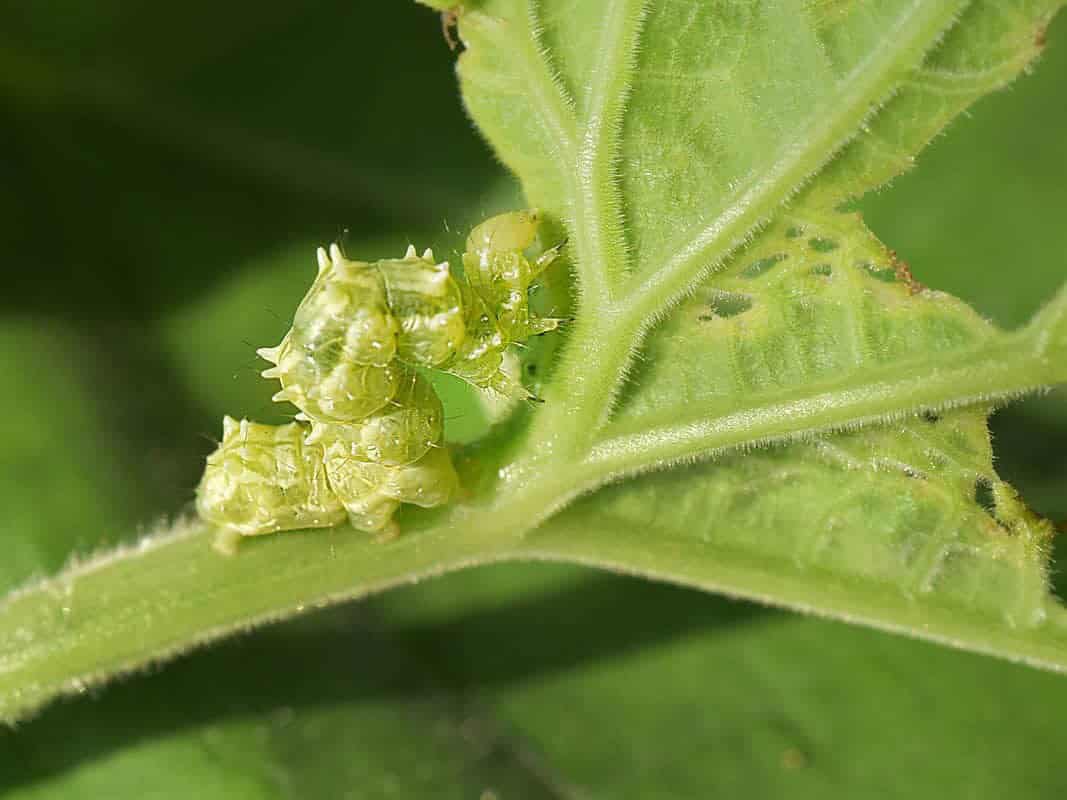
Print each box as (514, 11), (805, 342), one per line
(376, 248), (467, 368)
(196, 418), (345, 537)
(321, 444), (459, 535)
(256, 246), (403, 423)
(266, 351), (401, 424)
(261, 246), (398, 370)
(306, 369), (444, 467)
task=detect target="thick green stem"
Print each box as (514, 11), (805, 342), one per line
(0, 515), (506, 725)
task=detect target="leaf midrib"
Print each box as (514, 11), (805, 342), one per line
(619, 0), (971, 318)
(530, 0), (973, 463)
(571, 0), (648, 304)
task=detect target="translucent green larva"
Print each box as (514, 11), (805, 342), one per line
(196, 417), (345, 536)
(202, 210), (564, 545)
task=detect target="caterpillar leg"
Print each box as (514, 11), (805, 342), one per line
(532, 238), (566, 278)
(520, 316), (565, 338)
(373, 520), (402, 543)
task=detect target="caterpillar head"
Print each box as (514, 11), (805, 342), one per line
(196, 417), (344, 536)
(466, 209), (541, 255)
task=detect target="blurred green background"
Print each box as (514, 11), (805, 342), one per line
(2, 3), (1066, 797)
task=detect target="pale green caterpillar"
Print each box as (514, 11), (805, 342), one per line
(197, 211), (561, 543)
(196, 413), (459, 544)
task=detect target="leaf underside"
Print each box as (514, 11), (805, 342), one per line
(3, 0), (1067, 727)
(457, 0), (1067, 643)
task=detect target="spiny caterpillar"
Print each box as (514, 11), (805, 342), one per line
(196, 210), (562, 545)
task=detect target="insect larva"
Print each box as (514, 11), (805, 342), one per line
(202, 210), (564, 544)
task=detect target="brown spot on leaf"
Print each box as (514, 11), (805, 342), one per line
(889, 250), (924, 295)
(441, 10), (461, 51)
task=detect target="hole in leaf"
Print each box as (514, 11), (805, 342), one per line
(974, 477), (998, 518)
(808, 237), (838, 253)
(926, 450), (949, 467)
(741, 254), (787, 279)
(812, 264), (832, 276)
(699, 291), (753, 320)
(860, 263), (897, 283)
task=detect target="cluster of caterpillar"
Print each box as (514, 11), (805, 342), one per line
(196, 211), (563, 547)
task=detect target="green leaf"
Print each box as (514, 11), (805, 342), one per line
(1, 607), (568, 800)
(4, 0), (1067, 731)
(381, 566), (1067, 798)
(453, 0), (1067, 652)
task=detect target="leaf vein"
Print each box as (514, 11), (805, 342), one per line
(571, 0), (649, 305)
(620, 0), (971, 321)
